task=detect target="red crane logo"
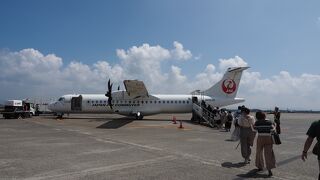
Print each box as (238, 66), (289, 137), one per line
(222, 79), (237, 94)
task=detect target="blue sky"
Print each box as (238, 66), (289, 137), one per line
(1, 0), (320, 109)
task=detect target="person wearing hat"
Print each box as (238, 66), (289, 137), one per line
(238, 107), (256, 164)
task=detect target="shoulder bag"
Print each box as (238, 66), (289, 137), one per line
(271, 131), (281, 145)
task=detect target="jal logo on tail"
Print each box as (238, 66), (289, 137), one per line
(222, 79), (236, 94)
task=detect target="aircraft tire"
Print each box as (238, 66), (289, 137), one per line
(136, 115), (143, 120)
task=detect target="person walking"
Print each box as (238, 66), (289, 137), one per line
(220, 109), (227, 130)
(254, 111), (276, 177)
(301, 120), (320, 180)
(238, 107), (256, 164)
(225, 111), (233, 132)
(214, 108), (221, 129)
(268, 107), (281, 134)
(230, 106), (242, 141)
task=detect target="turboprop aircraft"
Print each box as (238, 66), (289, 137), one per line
(48, 67), (249, 119)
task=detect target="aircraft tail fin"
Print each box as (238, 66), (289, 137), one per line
(202, 67), (249, 99)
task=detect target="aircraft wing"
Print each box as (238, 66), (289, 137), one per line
(123, 80), (149, 98)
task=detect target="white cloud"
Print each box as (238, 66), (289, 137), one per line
(218, 56), (248, 72)
(239, 70), (320, 110)
(116, 43), (169, 88)
(171, 41), (192, 60)
(194, 54), (202, 60)
(0, 43), (320, 110)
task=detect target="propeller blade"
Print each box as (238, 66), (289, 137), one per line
(106, 78), (113, 109)
(108, 97), (113, 109)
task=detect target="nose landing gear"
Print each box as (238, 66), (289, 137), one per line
(135, 112), (144, 120)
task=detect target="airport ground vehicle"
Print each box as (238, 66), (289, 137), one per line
(1, 100), (35, 119)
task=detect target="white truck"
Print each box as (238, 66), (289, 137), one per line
(1, 100), (35, 119)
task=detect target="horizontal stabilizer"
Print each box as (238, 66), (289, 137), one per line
(123, 80), (149, 98)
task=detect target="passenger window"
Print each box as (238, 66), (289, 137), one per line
(154, 101), (157, 104)
(92, 101), (94, 103)
(171, 101), (173, 103)
(179, 101), (181, 103)
(96, 101), (98, 103)
(129, 101), (131, 104)
(141, 101), (144, 104)
(187, 101), (189, 104)
(163, 101), (165, 103)
(100, 100), (102, 103)
(146, 101), (148, 104)
(104, 100), (107, 103)
(159, 101), (161, 104)
(175, 101), (177, 103)
(167, 101), (169, 103)
(87, 101), (90, 103)
(150, 101), (152, 104)
(183, 101), (185, 103)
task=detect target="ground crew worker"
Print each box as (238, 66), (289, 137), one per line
(269, 107), (281, 134)
(301, 120), (320, 180)
(238, 107), (255, 164)
(254, 111), (276, 177)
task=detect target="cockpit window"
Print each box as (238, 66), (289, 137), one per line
(58, 97), (65, 102)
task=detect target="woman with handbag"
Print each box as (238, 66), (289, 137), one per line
(254, 111), (276, 177)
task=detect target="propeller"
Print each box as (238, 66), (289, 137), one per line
(105, 79), (113, 109)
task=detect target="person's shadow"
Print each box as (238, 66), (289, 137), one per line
(222, 162), (271, 179)
(221, 162), (247, 168)
(236, 169), (270, 179)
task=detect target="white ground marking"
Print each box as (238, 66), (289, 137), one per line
(25, 155), (177, 180)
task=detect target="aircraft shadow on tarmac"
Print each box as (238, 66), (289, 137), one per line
(96, 117), (181, 129)
(96, 117), (134, 129)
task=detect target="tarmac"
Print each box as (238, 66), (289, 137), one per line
(0, 113), (320, 180)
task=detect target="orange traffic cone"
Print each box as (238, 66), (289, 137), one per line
(172, 116), (177, 124)
(179, 120), (184, 129)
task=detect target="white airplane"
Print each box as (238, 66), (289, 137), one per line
(48, 67), (249, 119)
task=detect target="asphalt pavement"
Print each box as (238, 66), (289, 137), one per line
(0, 113), (319, 180)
